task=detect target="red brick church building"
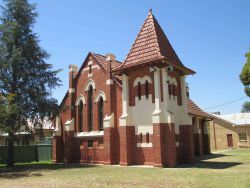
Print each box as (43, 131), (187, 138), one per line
(52, 10), (209, 167)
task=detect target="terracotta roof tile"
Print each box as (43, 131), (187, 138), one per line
(90, 52), (121, 69)
(187, 99), (213, 119)
(116, 10), (187, 71)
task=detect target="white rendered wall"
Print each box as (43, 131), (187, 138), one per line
(119, 67), (192, 136)
(132, 95), (154, 135)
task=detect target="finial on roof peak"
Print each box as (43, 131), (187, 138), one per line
(149, 8), (152, 14)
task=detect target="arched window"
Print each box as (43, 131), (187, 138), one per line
(145, 80), (149, 99)
(88, 85), (93, 131)
(98, 97), (104, 130)
(78, 101), (83, 132)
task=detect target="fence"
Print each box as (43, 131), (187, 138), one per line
(0, 144), (52, 164)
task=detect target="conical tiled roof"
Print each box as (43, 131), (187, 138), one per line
(115, 10), (194, 74)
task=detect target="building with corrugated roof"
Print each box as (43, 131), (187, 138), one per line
(209, 113), (250, 150)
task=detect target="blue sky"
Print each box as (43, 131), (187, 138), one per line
(1, 0), (250, 114)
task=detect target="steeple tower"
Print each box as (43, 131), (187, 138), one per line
(115, 9), (194, 75)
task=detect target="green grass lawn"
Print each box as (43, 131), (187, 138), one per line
(0, 149), (250, 188)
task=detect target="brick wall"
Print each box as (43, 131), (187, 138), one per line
(119, 126), (135, 166)
(103, 127), (115, 164)
(52, 136), (64, 163)
(64, 131), (80, 163)
(79, 138), (104, 163)
(153, 123), (176, 167)
(134, 147), (154, 165)
(177, 125), (194, 164)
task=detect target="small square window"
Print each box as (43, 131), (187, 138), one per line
(88, 140), (93, 147)
(239, 133), (247, 141)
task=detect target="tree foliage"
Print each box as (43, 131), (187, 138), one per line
(241, 101), (250, 113)
(0, 0), (61, 166)
(240, 51), (250, 96)
(240, 51), (250, 113)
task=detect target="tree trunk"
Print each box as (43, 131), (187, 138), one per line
(7, 133), (14, 167)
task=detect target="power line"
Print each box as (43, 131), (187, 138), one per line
(202, 96), (248, 110)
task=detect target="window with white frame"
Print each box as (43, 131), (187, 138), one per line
(239, 133), (247, 141)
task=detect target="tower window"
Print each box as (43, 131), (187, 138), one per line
(168, 82), (171, 99)
(139, 133), (143, 143)
(145, 80), (149, 99)
(146, 133), (150, 143)
(173, 85), (176, 100)
(138, 82), (141, 100)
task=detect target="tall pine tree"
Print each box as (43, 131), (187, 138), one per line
(0, 0), (61, 166)
(240, 51), (250, 112)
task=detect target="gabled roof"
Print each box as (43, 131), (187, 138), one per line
(114, 10), (195, 74)
(187, 99), (213, 119)
(91, 52), (121, 70)
(75, 52), (121, 80)
(58, 52), (121, 111)
(91, 52), (108, 69)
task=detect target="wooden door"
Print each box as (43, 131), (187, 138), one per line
(227, 134), (233, 147)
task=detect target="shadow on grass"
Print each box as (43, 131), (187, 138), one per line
(0, 163), (97, 179)
(178, 153), (241, 169)
(193, 153), (230, 162)
(0, 152), (243, 179)
(178, 161), (241, 169)
(200, 153), (229, 160)
(195, 161), (241, 169)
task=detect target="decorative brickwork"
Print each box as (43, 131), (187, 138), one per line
(52, 10), (208, 168)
